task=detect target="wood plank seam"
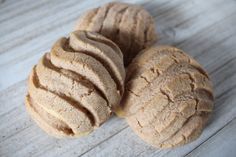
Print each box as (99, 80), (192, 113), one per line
(184, 117), (236, 157)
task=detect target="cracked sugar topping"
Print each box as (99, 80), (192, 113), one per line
(118, 45), (213, 148)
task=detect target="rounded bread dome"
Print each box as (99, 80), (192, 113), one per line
(75, 2), (157, 66)
(120, 46), (214, 148)
(25, 31), (125, 138)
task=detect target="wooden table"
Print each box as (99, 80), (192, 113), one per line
(1, 0), (236, 156)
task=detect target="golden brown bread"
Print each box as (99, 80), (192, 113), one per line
(25, 31), (125, 138)
(75, 2), (157, 66)
(118, 46), (214, 148)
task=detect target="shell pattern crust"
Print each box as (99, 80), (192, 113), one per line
(25, 31), (125, 138)
(75, 2), (157, 66)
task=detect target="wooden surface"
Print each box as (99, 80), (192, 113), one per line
(0, 0), (236, 156)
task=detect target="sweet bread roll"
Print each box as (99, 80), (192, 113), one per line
(119, 46), (214, 148)
(25, 31), (125, 138)
(75, 2), (157, 66)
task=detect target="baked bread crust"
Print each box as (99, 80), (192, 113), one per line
(119, 46), (214, 148)
(25, 31), (125, 138)
(75, 2), (157, 66)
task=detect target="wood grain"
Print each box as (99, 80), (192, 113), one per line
(186, 118), (236, 157)
(0, 0), (236, 156)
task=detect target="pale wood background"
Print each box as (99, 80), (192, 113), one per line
(0, 0), (236, 156)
